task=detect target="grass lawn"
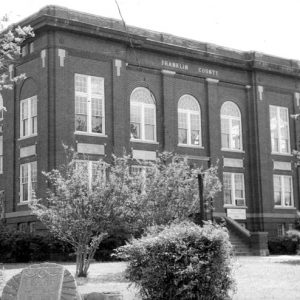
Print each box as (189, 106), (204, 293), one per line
(1, 255), (300, 299)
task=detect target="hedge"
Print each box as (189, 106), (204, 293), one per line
(0, 225), (128, 263)
(115, 221), (235, 300)
(268, 236), (298, 255)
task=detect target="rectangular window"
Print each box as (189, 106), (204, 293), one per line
(76, 160), (106, 189)
(0, 136), (2, 174)
(273, 175), (293, 207)
(20, 96), (37, 138)
(75, 74), (105, 134)
(277, 224), (285, 237)
(223, 172), (245, 206)
(20, 161), (37, 202)
(270, 106), (290, 154)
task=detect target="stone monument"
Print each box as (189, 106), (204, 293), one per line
(2, 263), (81, 300)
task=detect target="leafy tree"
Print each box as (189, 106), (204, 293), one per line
(29, 152), (143, 277)
(138, 153), (221, 226)
(30, 151), (221, 277)
(0, 16), (34, 95)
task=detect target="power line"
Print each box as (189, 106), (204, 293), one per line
(114, 0), (142, 70)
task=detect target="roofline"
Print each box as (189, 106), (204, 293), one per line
(11, 5), (300, 77)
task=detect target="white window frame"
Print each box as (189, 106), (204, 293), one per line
(178, 95), (202, 147)
(273, 175), (294, 208)
(20, 96), (37, 138)
(0, 136), (3, 174)
(223, 172), (245, 207)
(74, 74), (105, 135)
(221, 101), (243, 151)
(130, 87), (156, 142)
(76, 160), (106, 189)
(20, 161), (37, 203)
(269, 105), (291, 154)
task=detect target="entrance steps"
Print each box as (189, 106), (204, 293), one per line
(224, 216), (252, 256)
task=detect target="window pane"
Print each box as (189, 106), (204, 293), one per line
(231, 119), (241, 150)
(130, 123), (140, 139)
(178, 95), (199, 111)
(130, 105), (141, 123)
(221, 118), (230, 148)
(22, 184), (28, 202)
(234, 174), (245, 205)
(31, 98), (37, 117)
(75, 96), (87, 132)
(284, 176), (292, 206)
(131, 88), (154, 105)
(273, 176), (281, 206)
(75, 115), (87, 132)
(75, 75), (87, 93)
(270, 107), (278, 153)
(178, 112), (187, 129)
(190, 114), (200, 130)
(223, 173), (232, 205)
(144, 107), (155, 125)
(92, 98), (102, 133)
(145, 124), (155, 140)
(21, 101), (28, 120)
(75, 96), (87, 114)
(91, 77), (103, 95)
(221, 102), (240, 117)
(178, 128), (187, 144)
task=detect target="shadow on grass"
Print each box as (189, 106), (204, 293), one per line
(277, 260), (300, 265)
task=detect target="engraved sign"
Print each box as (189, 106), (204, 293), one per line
(17, 266), (64, 300)
(273, 161), (291, 171)
(227, 208), (246, 220)
(2, 263), (81, 300)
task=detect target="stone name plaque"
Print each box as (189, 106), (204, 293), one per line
(17, 266), (64, 300)
(227, 208), (246, 220)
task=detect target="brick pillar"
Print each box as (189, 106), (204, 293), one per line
(206, 78), (223, 212)
(161, 70), (176, 152)
(112, 59), (127, 156)
(250, 232), (269, 256)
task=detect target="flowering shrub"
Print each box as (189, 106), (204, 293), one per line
(115, 221), (235, 300)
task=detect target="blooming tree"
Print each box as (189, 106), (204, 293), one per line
(30, 151), (221, 277)
(138, 153), (221, 226)
(0, 16), (34, 106)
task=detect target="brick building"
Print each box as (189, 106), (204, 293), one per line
(0, 6), (300, 243)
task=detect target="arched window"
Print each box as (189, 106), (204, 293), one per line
(130, 87), (156, 141)
(178, 95), (201, 146)
(0, 93), (3, 120)
(221, 101), (242, 150)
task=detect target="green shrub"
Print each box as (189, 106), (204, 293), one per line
(0, 225), (74, 263)
(268, 236), (298, 255)
(115, 221), (235, 300)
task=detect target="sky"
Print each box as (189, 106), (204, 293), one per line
(1, 0), (300, 60)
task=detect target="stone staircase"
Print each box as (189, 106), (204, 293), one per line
(224, 217), (252, 256)
(229, 228), (252, 256)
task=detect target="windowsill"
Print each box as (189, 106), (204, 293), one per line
(74, 131), (108, 137)
(271, 152), (293, 157)
(224, 205), (247, 209)
(178, 144), (204, 149)
(274, 206), (296, 210)
(221, 148), (245, 153)
(18, 201), (29, 206)
(18, 134), (38, 141)
(130, 139), (159, 145)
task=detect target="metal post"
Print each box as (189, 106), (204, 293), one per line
(198, 173), (204, 226)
